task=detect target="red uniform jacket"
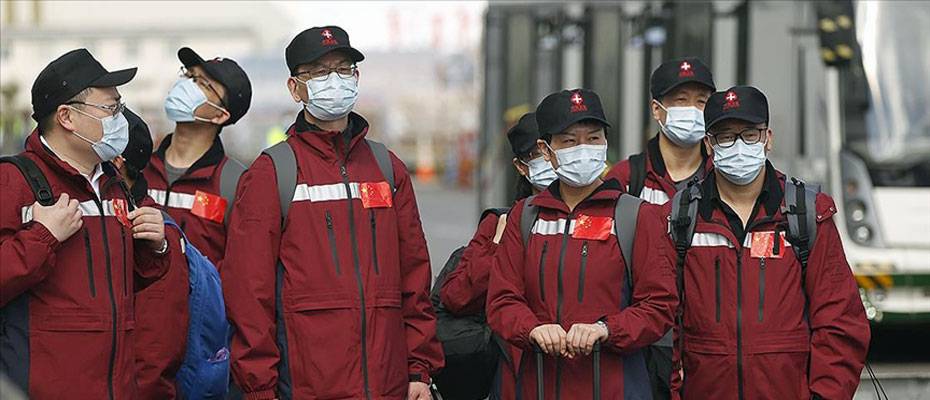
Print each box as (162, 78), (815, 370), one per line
(222, 113), (443, 400)
(605, 134), (712, 204)
(439, 212), (519, 399)
(668, 164), (870, 400)
(0, 131), (169, 399)
(487, 179), (678, 399)
(134, 217), (189, 400)
(144, 134), (236, 267)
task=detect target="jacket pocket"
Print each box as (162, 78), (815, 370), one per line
(325, 211), (342, 275)
(577, 241), (588, 302)
(759, 258), (766, 322)
(83, 229), (96, 298)
(370, 210), (380, 275)
(715, 257), (721, 323)
(538, 242), (549, 302)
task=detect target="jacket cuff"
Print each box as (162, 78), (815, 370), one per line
(243, 389), (277, 400)
(408, 372), (431, 384)
(31, 221), (61, 251)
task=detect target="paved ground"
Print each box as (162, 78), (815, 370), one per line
(412, 181), (480, 279)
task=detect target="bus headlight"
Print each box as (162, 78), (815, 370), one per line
(848, 199), (866, 222)
(854, 225), (872, 244)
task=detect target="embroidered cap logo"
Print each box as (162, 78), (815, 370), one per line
(321, 29), (338, 46)
(679, 61), (695, 78)
(723, 91), (740, 110)
(570, 92), (588, 113)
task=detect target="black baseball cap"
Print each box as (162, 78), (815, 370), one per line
(650, 57), (715, 100)
(121, 108), (153, 177)
(286, 26), (365, 75)
(31, 48), (137, 122)
(178, 47), (252, 126)
(535, 89), (611, 138)
(704, 86), (770, 132)
(508, 112), (540, 157)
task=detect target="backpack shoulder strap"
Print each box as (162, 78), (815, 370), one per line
(366, 139), (395, 192)
(615, 194), (645, 307)
(669, 184), (701, 257)
(520, 195), (540, 248)
(784, 176), (819, 269)
(219, 157), (247, 227)
(1, 155), (55, 206)
(627, 152), (647, 197)
(262, 141), (298, 226)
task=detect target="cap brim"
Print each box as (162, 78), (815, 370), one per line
(178, 47), (206, 68)
(294, 46), (365, 72)
(548, 116), (612, 136)
(706, 113), (767, 131)
(656, 77), (715, 98)
(90, 67), (137, 88)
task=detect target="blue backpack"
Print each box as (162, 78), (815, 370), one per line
(163, 216), (231, 400)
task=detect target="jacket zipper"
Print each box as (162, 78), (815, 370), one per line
(341, 163), (371, 399)
(369, 210), (380, 275)
(577, 241), (588, 302)
(736, 248), (744, 400)
(121, 226), (128, 297)
(93, 199), (118, 400)
(554, 214), (574, 400)
(325, 211), (342, 275)
(715, 257), (721, 323)
(758, 258), (766, 322)
(83, 229), (96, 297)
(538, 242), (549, 302)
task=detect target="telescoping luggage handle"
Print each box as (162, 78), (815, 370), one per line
(533, 341), (601, 400)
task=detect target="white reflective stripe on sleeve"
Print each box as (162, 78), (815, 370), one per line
(20, 206), (33, 224)
(640, 186), (670, 205)
(292, 182), (361, 203)
(21, 199), (120, 222)
(148, 189), (195, 210)
(691, 232), (735, 248)
(531, 218), (616, 236)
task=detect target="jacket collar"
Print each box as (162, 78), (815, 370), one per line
(152, 132), (225, 182)
(25, 129), (125, 196)
(290, 111), (370, 163)
(531, 178), (624, 214)
(647, 133), (710, 181)
(699, 160), (782, 223)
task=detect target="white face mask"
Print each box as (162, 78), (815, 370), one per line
(298, 72), (359, 121)
(657, 101), (705, 147)
(69, 106), (129, 162)
(713, 140), (766, 185)
(522, 156), (558, 190)
(164, 78), (225, 123)
(547, 143), (607, 188)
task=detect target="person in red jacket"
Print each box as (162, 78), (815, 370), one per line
(487, 88), (678, 399)
(0, 49), (169, 400)
(222, 26), (443, 400)
(606, 58), (715, 205)
(144, 47), (252, 266)
(438, 112), (555, 399)
(112, 109), (191, 400)
(669, 86), (870, 400)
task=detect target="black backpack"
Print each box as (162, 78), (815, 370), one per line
(627, 152), (648, 198)
(430, 208), (509, 400)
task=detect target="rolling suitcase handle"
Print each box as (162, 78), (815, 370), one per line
(533, 341), (602, 400)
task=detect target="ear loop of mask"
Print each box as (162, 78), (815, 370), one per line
(194, 100), (227, 124)
(67, 106), (104, 145)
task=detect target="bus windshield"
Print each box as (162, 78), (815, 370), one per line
(855, 1), (930, 186)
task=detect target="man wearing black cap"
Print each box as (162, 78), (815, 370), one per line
(487, 89), (677, 399)
(665, 86), (869, 399)
(0, 49), (169, 399)
(223, 26), (442, 399)
(607, 57), (715, 205)
(143, 47), (252, 267)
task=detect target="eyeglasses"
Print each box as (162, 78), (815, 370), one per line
(180, 67), (227, 108)
(707, 127), (768, 148)
(294, 64), (357, 81)
(66, 100), (126, 118)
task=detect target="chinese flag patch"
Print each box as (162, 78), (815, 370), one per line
(112, 198), (131, 227)
(191, 190), (227, 223)
(360, 182), (393, 209)
(750, 231), (783, 259)
(572, 214), (613, 241)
